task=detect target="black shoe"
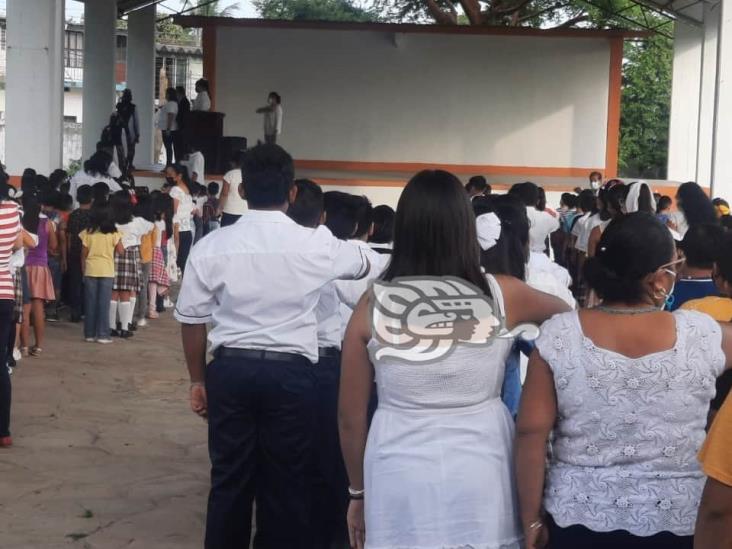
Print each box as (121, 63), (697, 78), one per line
(110, 329), (121, 338)
(129, 322), (138, 332)
(7, 355), (16, 369)
(120, 330), (134, 339)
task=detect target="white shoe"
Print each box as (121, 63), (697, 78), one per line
(137, 318), (148, 328)
(7, 366), (12, 376)
(97, 338), (113, 344)
(85, 338), (95, 343)
(163, 298), (174, 309)
(12, 348), (21, 362)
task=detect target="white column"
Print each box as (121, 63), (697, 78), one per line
(668, 21), (703, 182)
(711, 0), (732, 199)
(5, 0), (65, 176)
(82, 0), (117, 161)
(697, 3), (720, 187)
(126, 4), (156, 169)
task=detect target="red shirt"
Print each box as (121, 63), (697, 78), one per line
(0, 200), (21, 300)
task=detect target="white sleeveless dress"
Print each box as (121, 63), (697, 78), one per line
(364, 276), (523, 549)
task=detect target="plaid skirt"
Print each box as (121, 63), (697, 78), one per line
(150, 246), (170, 287)
(114, 246), (142, 291)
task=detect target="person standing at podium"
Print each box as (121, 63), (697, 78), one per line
(192, 79), (211, 112)
(157, 88), (179, 166)
(256, 92), (283, 145)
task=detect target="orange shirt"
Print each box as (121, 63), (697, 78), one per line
(139, 226), (156, 264)
(699, 394), (732, 486)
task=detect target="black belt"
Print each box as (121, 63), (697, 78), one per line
(318, 346), (341, 359)
(213, 347), (309, 365)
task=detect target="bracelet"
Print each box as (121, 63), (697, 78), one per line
(528, 520), (544, 531)
(348, 487), (365, 499)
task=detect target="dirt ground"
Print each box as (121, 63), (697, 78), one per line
(0, 311), (209, 549)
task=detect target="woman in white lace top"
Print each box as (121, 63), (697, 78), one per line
(516, 212), (732, 549)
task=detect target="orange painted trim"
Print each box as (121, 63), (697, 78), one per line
(605, 37), (623, 179)
(175, 16), (649, 39)
(295, 159), (602, 178)
(202, 26), (217, 111)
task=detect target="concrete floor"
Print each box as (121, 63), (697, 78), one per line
(0, 311), (209, 549)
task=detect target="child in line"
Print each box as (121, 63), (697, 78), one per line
(133, 195), (156, 328)
(109, 191), (153, 339)
(148, 192), (171, 319)
(80, 204), (123, 343)
(202, 182), (220, 236)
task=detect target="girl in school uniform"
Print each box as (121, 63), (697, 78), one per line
(21, 195), (57, 357)
(109, 191), (153, 339)
(80, 203), (123, 343)
(148, 192), (171, 319)
(166, 164), (195, 275)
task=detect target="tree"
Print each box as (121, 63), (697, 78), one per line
(181, 0), (240, 17)
(618, 34), (672, 179)
(254, 0), (380, 22)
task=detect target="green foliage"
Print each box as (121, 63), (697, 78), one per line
(182, 0), (240, 17)
(618, 34), (672, 179)
(254, 0), (381, 21)
(156, 19), (195, 43)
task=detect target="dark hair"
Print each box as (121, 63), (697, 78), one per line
(382, 170), (490, 296)
(92, 181), (111, 205)
(165, 87), (177, 102)
(508, 181), (540, 208)
(85, 151), (112, 177)
(676, 182), (717, 227)
(49, 169), (68, 190)
(369, 205), (395, 245)
(288, 179), (324, 228)
(589, 171), (603, 180)
(536, 187), (547, 211)
(324, 191), (361, 239)
(577, 189), (596, 213)
(466, 176), (488, 194)
(583, 212), (674, 303)
(152, 191), (173, 236)
(473, 194), (529, 280)
(680, 223), (726, 269)
(196, 79), (210, 92)
(657, 195), (672, 213)
(353, 196), (373, 239)
(39, 189), (60, 209)
(241, 144), (294, 209)
(632, 182), (654, 214)
(598, 183), (626, 221)
(110, 190), (133, 225)
(561, 192), (578, 209)
(76, 184), (93, 206)
(175, 85), (186, 96)
(58, 193), (73, 212)
(207, 182), (220, 196)
(88, 202), (117, 234)
(134, 193), (155, 223)
(169, 163), (192, 193)
(715, 231), (732, 284)
(21, 194), (41, 234)
(268, 91), (281, 104)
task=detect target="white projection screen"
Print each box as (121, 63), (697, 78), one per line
(214, 23), (615, 172)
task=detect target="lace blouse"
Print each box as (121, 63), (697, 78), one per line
(535, 310), (726, 536)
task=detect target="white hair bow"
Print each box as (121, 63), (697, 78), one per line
(476, 212), (502, 251)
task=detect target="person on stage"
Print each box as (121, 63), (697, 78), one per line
(256, 92), (283, 145)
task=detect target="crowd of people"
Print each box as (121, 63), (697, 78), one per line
(1, 142), (732, 549)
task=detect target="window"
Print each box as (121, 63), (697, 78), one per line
(65, 31), (84, 68)
(116, 34), (127, 63)
(155, 55), (190, 98)
(0, 25), (6, 51)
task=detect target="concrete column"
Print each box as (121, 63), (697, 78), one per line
(5, 0), (65, 177)
(126, 4), (156, 169)
(711, 0), (732, 198)
(696, 3), (720, 187)
(82, 0), (117, 161)
(667, 21), (703, 182)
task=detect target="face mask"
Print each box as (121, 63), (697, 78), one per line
(166, 177), (175, 186)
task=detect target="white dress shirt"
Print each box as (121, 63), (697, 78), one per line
(526, 207), (560, 253)
(174, 210), (370, 362)
(117, 217), (154, 249)
(335, 239), (389, 340)
(316, 282), (341, 350)
(183, 151), (205, 182)
(69, 171), (121, 208)
(192, 91), (211, 112)
(526, 251), (576, 309)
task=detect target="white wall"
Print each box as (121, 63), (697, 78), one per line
(64, 88), (83, 122)
(215, 27), (611, 169)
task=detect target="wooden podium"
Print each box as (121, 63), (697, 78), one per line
(182, 111), (247, 175)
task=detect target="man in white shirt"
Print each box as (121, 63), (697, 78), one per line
(257, 92), (283, 145)
(219, 151), (247, 227)
(509, 182), (559, 254)
(175, 144), (370, 549)
(182, 145), (205, 184)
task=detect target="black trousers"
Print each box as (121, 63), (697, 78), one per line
(163, 131), (175, 165)
(67, 253), (84, 319)
(173, 129), (186, 163)
(0, 299), (14, 437)
(177, 231), (193, 275)
(205, 352), (317, 549)
(311, 351), (349, 549)
(547, 514), (693, 548)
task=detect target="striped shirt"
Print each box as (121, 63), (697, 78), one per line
(0, 200), (20, 300)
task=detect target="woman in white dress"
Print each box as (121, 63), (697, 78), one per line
(338, 170), (570, 549)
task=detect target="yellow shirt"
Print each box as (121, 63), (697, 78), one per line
(80, 230), (121, 278)
(681, 296), (732, 322)
(699, 395), (732, 486)
(140, 227), (156, 264)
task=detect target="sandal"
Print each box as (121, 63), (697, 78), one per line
(20, 347), (29, 358)
(30, 347), (42, 357)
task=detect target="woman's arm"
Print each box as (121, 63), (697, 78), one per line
(115, 241), (125, 255)
(47, 220), (58, 255)
(496, 275), (571, 329)
(218, 180), (231, 216)
(22, 229), (37, 249)
(587, 225), (602, 258)
(81, 246), (89, 276)
(695, 478), (732, 549)
(339, 293), (374, 549)
(719, 322), (732, 371)
(516, 350), (557, 549)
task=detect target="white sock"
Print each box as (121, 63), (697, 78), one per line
(130, 296), (137, 321)
(119, 301), (133, 331)
(109, 301), (119, 330)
